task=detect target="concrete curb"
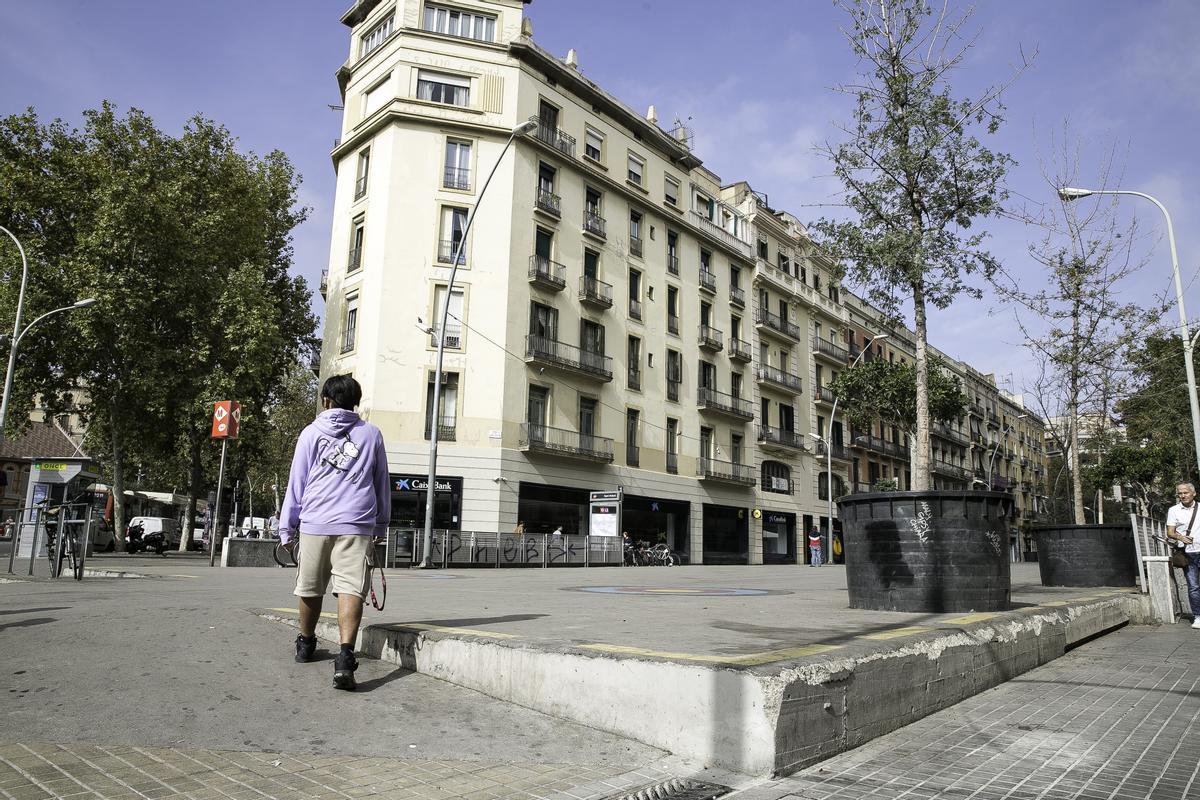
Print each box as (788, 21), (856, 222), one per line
(259, 591), (1149, 777)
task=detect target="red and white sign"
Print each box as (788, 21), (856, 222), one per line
(211, 400), (241, 439)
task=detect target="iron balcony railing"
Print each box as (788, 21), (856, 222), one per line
(527, 116), (576, 157)
(528, 255), (566, 291)
(932, 460), (970, 481)
(628, 366), (641, 391)
(629, 237), (643, 258)
(815, 337), (850, 362)
(524, 335), (612, 381)
(698, 324), (723, 351)
(729, 285), (745, 307)
(626, 443), (640, 467)
(423, 418), (456, 442)
(354, 175), (368, 199)
(756, 365), (802, 393)
(437, 239), (466, 264)
(667, 254), (680, 275)
(728, 337), (753, 362)
(579, 276), (613, 308)
(816, 440), (849, 460)
(854, 433), (908, 459)
(697, 457), (756, 486)
(629, 297), (642, 320)
(443, 166), (470, 190)
(583, 210), (607, 239)
(519, 422), (613, 462)
(665, 452), (678, 474)
(340, 327), (356, 354)
(816, 385), (836, 404)
(932, 422), (969, 446)
(755, 306), (801, 340)
(347, 245), (362, 272)
(698, 268), (717, 293)
(430, 323), (462, 349)
(667, 315), (679, 335)
(758, 426), (806, 451)
(697, 387), (754, 419)
(535, 188), (561, 217)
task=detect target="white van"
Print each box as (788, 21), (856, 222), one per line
(127, 516), (181, 547)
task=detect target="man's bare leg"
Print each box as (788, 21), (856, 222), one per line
(298, 596), (323, 637)
(338, 593), (364, 647)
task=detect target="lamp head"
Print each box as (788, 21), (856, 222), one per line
(1057, 187), (1092, 202)
(513, 119), (539, 136)
(73, 298), (98, 308)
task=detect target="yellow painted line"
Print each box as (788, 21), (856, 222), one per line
(388, 622), (518, 639)
(942, 613), (999, 625)
(576, 642), (842, 666)
(168, 574), (200, 579)
(644, 588), (706, 593)
(859, 626), (933, 640)
(268, 607), (336, 619)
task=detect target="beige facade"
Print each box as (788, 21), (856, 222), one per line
(319, 0), (1046, 563)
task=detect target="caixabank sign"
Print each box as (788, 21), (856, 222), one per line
(392, 475), (459, 493)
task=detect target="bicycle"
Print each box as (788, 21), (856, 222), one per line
(45, 516), (83, 581)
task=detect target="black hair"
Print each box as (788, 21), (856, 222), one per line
(321, 374), (362, 411)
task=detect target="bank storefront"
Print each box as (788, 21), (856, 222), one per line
(760, 510), (796, 564)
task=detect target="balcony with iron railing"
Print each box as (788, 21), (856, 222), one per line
(852, 481), (875, 494)
(583, 210), (607, 239)
(354, 175), (368, 199)
(697, 457), (756, 486)
(629, 297), (642, 320)
(667, 254), (680, 275)
(932, 422), (970, 447)
(853, 433), (908, 459)
(754, 306), (801, 341)
(627, 366), (641, 391)
(430, 323), (462, 349)
(815, 439), (849, 461)
(437, 239), (466, 265)
(347, 245), (362, 272)
(756, 365), (802, 394)
(519, 422), (613, 463)
(697, 387), (754, 420)
(699, 268), (717, 294)
(758, 426), (806, 452)
(932, 460), (971, 481)
(443, 166), (470, 191)
(526, 116), (576, 157)
(528, 255), (566, 291)
(535, 188), (561, 217)
(729, 286), (745, 307)
(814, 337), (850, 362)
(728, 337), (753, 363)
(524, 335), (612, 382)
(423, 418), (456, 442)
(629, 237), (643, 258)
(816, 385), (836, 405)
(579, 276), (613, 309)
(698, 324), (723, 352)
(689, 210), (753, 258)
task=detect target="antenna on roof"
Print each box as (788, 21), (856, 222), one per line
(669, 116), (694, 151)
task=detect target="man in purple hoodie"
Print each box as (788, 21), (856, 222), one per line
(279, 375), (391, 690)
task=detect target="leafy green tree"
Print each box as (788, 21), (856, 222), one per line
(813, 0), (1020, 490)
(0, 104), (315, 548)
(830, 357), (968, 479)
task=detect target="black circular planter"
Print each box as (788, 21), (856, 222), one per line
(837, 490), (1014, 613)
(1032, 524), (1138, 587)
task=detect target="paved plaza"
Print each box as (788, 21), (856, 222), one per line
(0, 554), (1195, 798)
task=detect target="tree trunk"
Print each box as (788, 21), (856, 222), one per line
(110, 425), (127, 553)
(911, 282), (932, 491)
(1069, 292), (1086, 525)
(1067, 414), (1085, 524)
(181, 435), (203, 552)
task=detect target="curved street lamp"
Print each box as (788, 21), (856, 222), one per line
(986, 414), (1026, 490)
(814, 333), (888, 557)
(1058, 187), (1200, 477)
(420, 119), (539, 567)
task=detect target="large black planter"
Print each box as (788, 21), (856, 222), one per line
(1032, 524), (1138, 587)
(837, 490), (1014, 613)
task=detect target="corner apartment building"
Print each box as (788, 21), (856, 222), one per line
(319, 0), (1046, 564)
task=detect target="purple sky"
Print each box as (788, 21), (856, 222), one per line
(2, 1), (1198, 410)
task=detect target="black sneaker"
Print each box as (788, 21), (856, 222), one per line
(295, 634), (317, 663)
(333, 650), (358, 691)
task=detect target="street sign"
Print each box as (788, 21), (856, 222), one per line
(211, 400), (241, 439)
(589, 488), (622, 537)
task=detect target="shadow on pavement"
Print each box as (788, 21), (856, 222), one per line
(393, 613), (549, 627)
(0, 617), (57, 632)
(0, 607), (69, 616)
(356, 666), (413, 693)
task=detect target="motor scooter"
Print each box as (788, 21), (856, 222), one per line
(125, 522), (167, 555)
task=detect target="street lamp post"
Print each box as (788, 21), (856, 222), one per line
(0, 225), (30, 447)
(1058, 187), (1200, 477)
(986, 414), (1026, 490)
(815, 333), (887, 556)
(420, 119), (538, 568)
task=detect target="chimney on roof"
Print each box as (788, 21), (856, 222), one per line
(647, 105), (658, 125)
(565, 48), (579, 69)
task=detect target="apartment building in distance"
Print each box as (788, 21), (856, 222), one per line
(319, 0), (1047, 564)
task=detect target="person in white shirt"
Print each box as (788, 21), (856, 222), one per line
(1165, 481), (1200, 629)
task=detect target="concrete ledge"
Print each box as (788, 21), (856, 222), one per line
(261, 590), (1148, 777)
(222, 537), (281, 567)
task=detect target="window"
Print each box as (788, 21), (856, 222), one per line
(627, 152), (645, 186)
(626, 409), (640, 466)
(348, 218), (365, 272)
(527, 385), (549, 427)
(425, 372), (458, 440)
(664, 175), (680, 206)
(584, 128), (604, 162)
(666, 230), (679, 274)
(538, 162), (555, 193)
(417, 70), (470, 107)
(629, 211), (642, 256)
(580, 319), (605, 356)
(628, 268), (642, 319)
(695, 191), (714, 220)
(731, 316), (741, 340)
(666, 418), (679, 473)
(731, 433), (743, 465)
(762, 461), (792, 495)
(529, 301), (557, 339)
(423, 3), (496, 42)
(360, 13), (395, 58)
(818, 472), (846, 501)
(579, 397), (599, 441)
(730, 264), (741, 290)
(355, 148), (370, 199)
(813, 271), (821, 290)
(731, 372), (743, 399)
(362, 76), (390, 119)
(432, 285), (464, 348)
(757, 239), (769, 259)
(667, 349), (682, 401)
(584, 188), (605, 236)
(628, 336), (641, 390)
(779, 403), (795, 432)
(444, 139), (471, 190)
(342, 295), (359, 353)
(583, 248), (600, 279)
(699, 360), (716, 390)
(666, 286), (679, 334)
(438, 206), (468, 264)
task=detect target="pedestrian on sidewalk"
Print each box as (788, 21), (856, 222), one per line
(279, 375), (392, 689)
(808, 527), (823, 567)
(1165, 481), (1200, 629)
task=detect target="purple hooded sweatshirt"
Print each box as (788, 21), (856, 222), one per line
(278, 409), (391, 545)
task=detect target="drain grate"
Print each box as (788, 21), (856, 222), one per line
(603, 778), (732, 800)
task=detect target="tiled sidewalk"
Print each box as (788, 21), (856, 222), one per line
(0, 743), (626, 800)
(753, 624), (1200, 800)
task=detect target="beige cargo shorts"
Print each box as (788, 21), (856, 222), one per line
(293, 533), (372, 599)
